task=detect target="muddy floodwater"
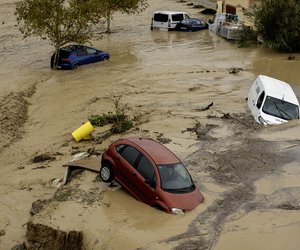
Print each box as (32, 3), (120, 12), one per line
(1, 0), (300, 249)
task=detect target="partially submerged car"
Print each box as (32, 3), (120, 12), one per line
(51, 45), (109, 70)
(174, 18), (208, 32)
(100, 137), (204, 214)
(151, 11), (190, 31)
(247, 75), (300, 125)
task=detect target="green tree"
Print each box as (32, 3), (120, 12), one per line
(15, 0), (102, 68)
(253, 0), (300, 52)
(96, 0), (148, 33)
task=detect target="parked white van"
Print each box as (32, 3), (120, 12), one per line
(247, 75), (300, 125)
(151, 11), (190, 31)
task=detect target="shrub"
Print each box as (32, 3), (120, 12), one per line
(237, 24), (258, 47)
(253, 0), (300, 52)
(89, 99), (133, 134)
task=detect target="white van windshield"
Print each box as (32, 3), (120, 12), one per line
(262, 96), (299, 120)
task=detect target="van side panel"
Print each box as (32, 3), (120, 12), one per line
(248, 77), (264, 123)
(247, 80), (258, 110)
(151, 12), (189, 30)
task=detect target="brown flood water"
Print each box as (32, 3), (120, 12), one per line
(0, 0), (300, 249)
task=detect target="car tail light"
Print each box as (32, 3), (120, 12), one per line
(62, 58), (70, 63)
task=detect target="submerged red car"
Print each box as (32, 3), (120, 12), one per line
(100, 137), (204, 214)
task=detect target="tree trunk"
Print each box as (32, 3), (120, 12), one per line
(52, 46), (60, 70)
(106, 10), (111, 33)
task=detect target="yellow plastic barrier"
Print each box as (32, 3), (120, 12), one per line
(72, 121), (95, 142)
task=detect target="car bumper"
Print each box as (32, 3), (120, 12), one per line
(57, 63), (74, 70)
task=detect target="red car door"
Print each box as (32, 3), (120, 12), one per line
(133, 155), (158, 206)
(117, 145), (145, 200)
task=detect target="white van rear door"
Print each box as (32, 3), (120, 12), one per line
(153, 13), (169, 29)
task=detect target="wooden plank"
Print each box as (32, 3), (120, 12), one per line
(63, 156), (101, 173)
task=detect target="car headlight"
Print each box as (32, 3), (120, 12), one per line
(171, 208), (184, 215)
(258, 115), (267, 125)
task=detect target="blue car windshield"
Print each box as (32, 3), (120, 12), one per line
(157, 163), (195, 193)
(262, 96), (299, 120)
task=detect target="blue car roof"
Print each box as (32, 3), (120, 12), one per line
(61, 45), (86, 52)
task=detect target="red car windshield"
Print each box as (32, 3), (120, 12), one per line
(157, 163), (195, 193)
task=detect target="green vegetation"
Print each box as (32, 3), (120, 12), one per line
(89, 99), (133, 134)
(249, 0), (300, 52)
(238, 25), (258, 48)
(14, 0), (148, 68)
(89, 112), (120, 127)
(15, 0), (102, 69)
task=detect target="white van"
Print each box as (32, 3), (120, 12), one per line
(247, 75), (300, 125)
(151, 11), (190, 31)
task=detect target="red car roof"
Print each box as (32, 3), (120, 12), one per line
(124, 137), (180, 165)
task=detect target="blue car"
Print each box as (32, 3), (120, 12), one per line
(51, 45), (110, 69)
(174, 18), (208, 32)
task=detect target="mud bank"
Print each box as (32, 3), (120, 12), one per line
(23, 114), (300, 250)
(163, 116), (300, 250)
(0, 85), (36, 151)
(1, 0), (300, 249)
(26, 222), (83, 250)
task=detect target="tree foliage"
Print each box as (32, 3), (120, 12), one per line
(15, 0), (101, 52)
(237, 19), (258, 48)
(253, 0), (300, 52)
(95, 0), (148, 33)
